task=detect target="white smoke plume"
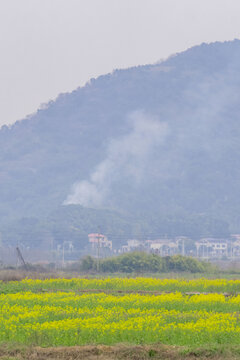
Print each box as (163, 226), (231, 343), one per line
(64, 111), (169, 207)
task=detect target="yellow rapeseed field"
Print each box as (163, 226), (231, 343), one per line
(1, 277), (240, 293)
(0, 278), (240, 346)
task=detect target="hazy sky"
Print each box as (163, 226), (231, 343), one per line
(0, 0), (240, 126)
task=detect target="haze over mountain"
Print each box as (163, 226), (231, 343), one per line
(1, 40), (240, 250)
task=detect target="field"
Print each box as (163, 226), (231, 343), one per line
(1, 277), (240, 359)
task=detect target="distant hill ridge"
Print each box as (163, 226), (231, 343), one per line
(1, 40), (240, 249)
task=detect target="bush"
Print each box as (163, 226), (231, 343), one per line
(80, 252), (213, 274)
(164, 255), (205, 273)
(80, 255), (95, 272)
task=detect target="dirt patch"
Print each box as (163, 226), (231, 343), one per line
(0, 345), (240, 360)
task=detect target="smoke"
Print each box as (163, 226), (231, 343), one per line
(64, 111), (169, 207)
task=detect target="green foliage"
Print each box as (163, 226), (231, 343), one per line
(99, 252), (164, 273)
(80, 255), (95, 272)
(80, 252), (212, 274)
(164, 255), (206, 273)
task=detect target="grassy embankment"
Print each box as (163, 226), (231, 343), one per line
(1, 344), (240, 360)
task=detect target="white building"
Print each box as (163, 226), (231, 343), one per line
(196, 238), (228, 258)
(121, 239), (142, 253)
(147, 239), (179, 256)
(88, 234), (112, 250)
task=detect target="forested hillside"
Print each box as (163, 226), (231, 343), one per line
(1, 40), (240, 249)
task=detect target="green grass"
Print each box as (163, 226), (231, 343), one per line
(2, 277), (240, 294)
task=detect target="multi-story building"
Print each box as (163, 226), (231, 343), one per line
(121, 239), (143, 253)
(196, 238), (228, 258)
(88, 234), (112, 251)
(146, 239), (179, 256)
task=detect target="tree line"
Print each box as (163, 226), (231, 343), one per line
(80, 252), (215, 273)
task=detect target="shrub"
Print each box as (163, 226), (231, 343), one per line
(80, 255), (95, 272)
(80, 252), (213, 273)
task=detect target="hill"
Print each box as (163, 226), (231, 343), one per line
(1, 40), (240, 250)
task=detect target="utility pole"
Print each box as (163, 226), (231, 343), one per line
(182, 239), (185, 256)
(97, 233), (100, 272)
(62, 242), (65, 268)
(16, 247), (28, 270)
